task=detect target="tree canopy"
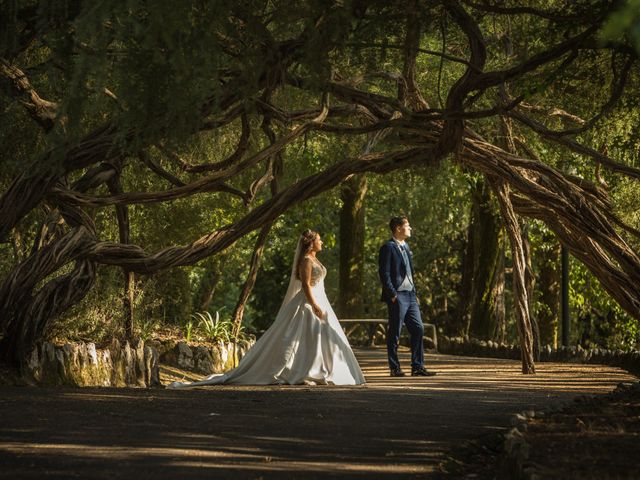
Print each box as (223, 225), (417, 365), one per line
(1, 0), (639, 372)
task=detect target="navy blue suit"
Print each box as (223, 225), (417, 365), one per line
(378, 239), (425, 371)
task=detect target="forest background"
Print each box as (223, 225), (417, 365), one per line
(1, 0), (639, 366)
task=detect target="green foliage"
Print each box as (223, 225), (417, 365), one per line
(183, 318), (194, 343)
(49, 266), (126, 345)
(364, 162), (471, 325)
(2, 0), (639, 355)
(137, 316), (160, 341)
(570, 260), (640, 351)
(193, 311), (235, 343)
(601, 0), (640, 53)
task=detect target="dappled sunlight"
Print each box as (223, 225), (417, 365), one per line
(1, 348), (635, 478)
(357, 347), (634, 396)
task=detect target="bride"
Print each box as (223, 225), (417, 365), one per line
(168, 229), (365, 387)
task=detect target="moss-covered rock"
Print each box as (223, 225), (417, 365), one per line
(25, 340), (160, 387)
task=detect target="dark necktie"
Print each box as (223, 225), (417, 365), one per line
(400, 245), (414, 285)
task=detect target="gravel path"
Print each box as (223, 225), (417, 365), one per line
(0, 347), (635, 479)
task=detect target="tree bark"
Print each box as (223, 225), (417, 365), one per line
(521, 222), (540, 361)
(199, 255), (227, 311)
(464, 177), (504, 340)
(455, 205), (476, 337)
(107, 175), (135, 341)
(0, 227), (97, 368)
(491, 179), (536, 374)
(338, 175), (367, 318)
(492, 245), (506, 343)
(231, 223), (273, 338)
(536, 232), (560, 347)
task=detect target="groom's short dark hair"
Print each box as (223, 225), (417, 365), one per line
(389, 216), (408, 232)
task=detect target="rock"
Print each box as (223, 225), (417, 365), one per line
(87, 343), (98, 365)
(55, 348), (67, 383)
(27, 348), (41, 382)
(123, 341), (135, 385)
(192, 346), (214, 375)
(175, 341), (194, 370)
(132, 340), (146, 387)
(23, 340), (159, 388)
(144, 344), (160, 386)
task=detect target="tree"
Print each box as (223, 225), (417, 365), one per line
(458, 176), (505, 340)
(338, 175), (367, 318)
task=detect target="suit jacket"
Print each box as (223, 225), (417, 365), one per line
(378, 239), (416, 302)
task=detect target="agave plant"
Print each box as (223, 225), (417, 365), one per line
(192, 311), (234, 342)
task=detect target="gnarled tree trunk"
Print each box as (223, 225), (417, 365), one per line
(491, 179), (536, 374)
(462, 177), (505, 340)
(107, 174), (135, 341)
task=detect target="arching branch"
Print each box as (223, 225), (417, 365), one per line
(513, 54), (634, 138)
(48, 102), (329, 208)
(508, 110), (640, 180)
(81, 147), (431, 272)
(0, 58), (57, 131)
(461, 1), (596, 21)
(398, 0), (429, 110)
(439, 0), (487, 154)
(138, 151), (186, 187)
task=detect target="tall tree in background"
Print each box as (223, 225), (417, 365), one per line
(458, 177), (505, 340)
(338, 175), (367, 318)
(536, 232), (561, 347)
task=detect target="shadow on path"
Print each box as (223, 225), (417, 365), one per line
(0, 347), (635, 479)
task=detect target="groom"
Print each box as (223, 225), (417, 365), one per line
(378, 216), (436, 377)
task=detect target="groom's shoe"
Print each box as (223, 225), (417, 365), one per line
(390, 368), (406, 377)
(412, 366), (437, 377)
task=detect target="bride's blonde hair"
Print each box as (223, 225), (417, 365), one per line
(296, 229), (319, 279)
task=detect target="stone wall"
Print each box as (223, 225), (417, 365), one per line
(26, 339), (160, 387)
(149, 338), (255, 375)
(24, 337), (256, 387)
(439, 336), (640, 377)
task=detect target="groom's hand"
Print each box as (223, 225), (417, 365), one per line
(391, 296), (397, 303)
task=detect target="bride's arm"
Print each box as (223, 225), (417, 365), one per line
(299, 258), (324, 317)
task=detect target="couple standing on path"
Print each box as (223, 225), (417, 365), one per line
(168, 215), (435, 388)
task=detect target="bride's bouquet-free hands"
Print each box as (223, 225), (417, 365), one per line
(311, 303), (325, 318)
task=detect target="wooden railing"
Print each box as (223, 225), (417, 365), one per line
(339, 318), (438, 350)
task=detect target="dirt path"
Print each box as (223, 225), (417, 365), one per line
(0, 347), (635, 479)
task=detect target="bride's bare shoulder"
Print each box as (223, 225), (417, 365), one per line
(299, 256), (313, 269)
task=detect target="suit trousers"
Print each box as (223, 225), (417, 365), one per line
(386, 290), (424, 371)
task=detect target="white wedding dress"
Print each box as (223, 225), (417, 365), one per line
(168, 246), (365, 387)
